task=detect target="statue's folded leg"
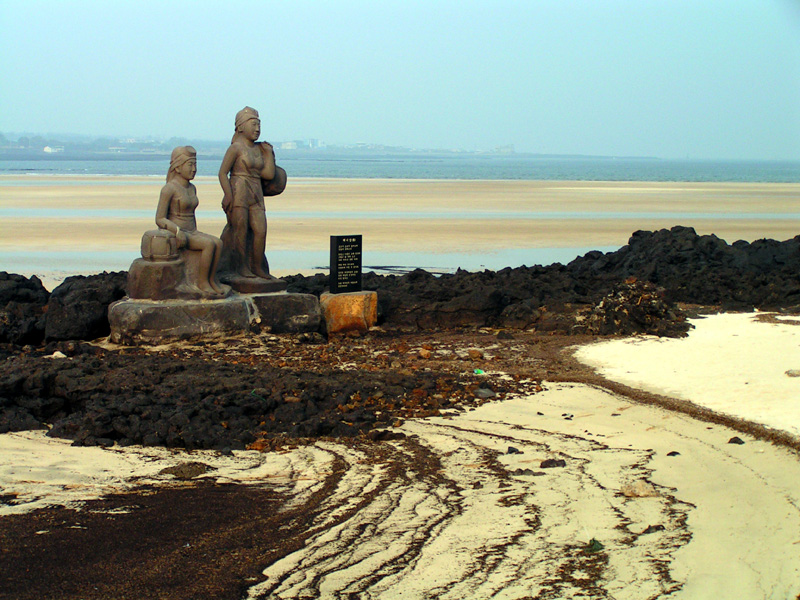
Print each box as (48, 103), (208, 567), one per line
(183, 231), (229, 297)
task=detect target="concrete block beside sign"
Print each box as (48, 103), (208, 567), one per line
(250, 292), (321, 333)
(320, 291), (378, 334)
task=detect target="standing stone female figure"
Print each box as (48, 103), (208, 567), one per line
(219, 106), (285, 280)
(156, 146), (227, 297)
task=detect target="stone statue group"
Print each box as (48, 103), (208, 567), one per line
(128, 107), (287, 301)
(112, 110), (377, 343)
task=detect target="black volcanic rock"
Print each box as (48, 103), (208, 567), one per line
(288, 226), (800, 333)
(0, 347), (503, 448)
(45, 271), (127, 341)
(568, 226), (800, 309)
(0, 272), (50, 345)
(3, 226), (800, 343)
(322, 226), (800, 333)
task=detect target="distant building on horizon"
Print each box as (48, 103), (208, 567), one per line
(494, 144), (515, 154)
(278, 139), (325, 150)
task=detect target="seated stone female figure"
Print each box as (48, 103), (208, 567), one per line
(156, 146), (228, 297)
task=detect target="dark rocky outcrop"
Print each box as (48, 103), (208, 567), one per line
(3, 226), (799, 343)
(0, 344), (507, 448)
(1, 225), (797, 452)
(44, 271), (127, 341)
(0, 272), (50, 345)
(285, 225), (800, 332)
(567, 226), (800, 309)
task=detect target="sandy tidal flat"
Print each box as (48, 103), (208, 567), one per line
(1, 177), (799, 283)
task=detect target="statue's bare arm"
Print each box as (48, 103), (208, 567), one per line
(219, 145), (239, 212)
(156, 185), (177, 232)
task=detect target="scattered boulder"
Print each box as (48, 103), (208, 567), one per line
(366, 429), (406, 442)
(0, 272), (49, 345)
(510, 468), (541, 476)
(640, 524), (666, 535)
(159, 462), (215, 480)
(45, 272), (127, 341)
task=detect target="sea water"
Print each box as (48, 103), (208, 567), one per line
(1, 153), (799, 278)
(2, 152), (800, 182)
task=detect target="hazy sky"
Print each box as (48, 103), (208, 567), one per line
(2, 0), (799, 159)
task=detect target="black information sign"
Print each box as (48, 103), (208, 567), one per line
(330, 234), (362, 294)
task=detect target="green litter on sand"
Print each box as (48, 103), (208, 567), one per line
(474, 369), (485, 375)
(586, 538), (604, 553)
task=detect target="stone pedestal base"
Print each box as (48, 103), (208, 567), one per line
(109, 297), (249, 344)
(320, 291), (378, 335)
(109, 292), (320, 345)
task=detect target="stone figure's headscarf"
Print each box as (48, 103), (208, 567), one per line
(167, 146), (196, 182)
(232, 106), (260, 144)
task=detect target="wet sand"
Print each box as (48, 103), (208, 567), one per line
(1, 177), (799, 284)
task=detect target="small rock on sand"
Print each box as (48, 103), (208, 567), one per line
(621, 480), (659, 497)
(159, 462), (215, 480)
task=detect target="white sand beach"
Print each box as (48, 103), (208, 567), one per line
(2, 313), (798, 598)
(576, 312), (800, 438)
